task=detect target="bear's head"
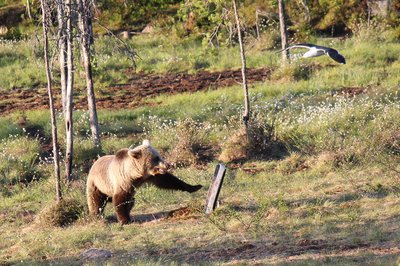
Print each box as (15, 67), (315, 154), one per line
(128, 140), (169, 177)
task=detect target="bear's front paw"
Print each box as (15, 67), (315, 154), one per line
(118, 216), (132, 225)
(188, 184), (203, 193)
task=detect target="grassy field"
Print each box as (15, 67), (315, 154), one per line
(0, 26), (400, 265)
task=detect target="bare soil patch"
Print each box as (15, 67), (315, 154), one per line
(0, 68), (271, 115)
(332, 86), (368, 97)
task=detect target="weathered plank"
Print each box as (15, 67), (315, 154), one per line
(205, 163), (226, 214)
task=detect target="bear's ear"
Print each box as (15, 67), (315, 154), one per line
(142, 139), (150, 147)
(128, 148), (142, 159)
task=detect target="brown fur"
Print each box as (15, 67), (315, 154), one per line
(86, 140), (202, 224)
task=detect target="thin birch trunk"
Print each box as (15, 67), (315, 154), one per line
(65, 0), (74, 181)
(278, 0), (289, 64)
(232, 0), (250, 128)
(40, 0), (62, 201)
(57, 0), (68, 116)
(26, 0), (32, 19)
(255, 9), (260, 39)
(78, 0), (101, 147)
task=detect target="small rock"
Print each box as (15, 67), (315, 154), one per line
(81, 248), (112, 259)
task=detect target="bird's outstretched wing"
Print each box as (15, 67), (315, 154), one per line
(327, 49), (346, 64)
(279, 44), (314, 52)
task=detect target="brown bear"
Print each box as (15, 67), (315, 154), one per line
(86, 140), (202, 224)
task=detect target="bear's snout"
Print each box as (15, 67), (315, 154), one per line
(154, 162), (170, 174)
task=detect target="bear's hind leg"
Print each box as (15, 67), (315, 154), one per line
(113, 192), (134, 225)
(150, 172), (202, 193)
(87, 186), (108, 216)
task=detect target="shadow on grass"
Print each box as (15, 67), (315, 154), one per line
(6, 238), (399, 266)
(105, 207), (198, 224)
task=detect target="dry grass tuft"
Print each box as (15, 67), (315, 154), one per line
(38, 198), (85, 227)
(218, 127), (248, 163)
(167, 118), (212, 167)
(219, 120), (278, 163)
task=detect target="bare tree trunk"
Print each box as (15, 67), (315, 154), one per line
(57, 0), (68, 116)
(232, 0), (250, 128)
(65, 0), (74, 181)
(78, 0), (101, 147)
(26, 0), (32, 20)
(40, 0), (62, 202)
(255, 9), (260, 39)
(278, 0), (289, 64)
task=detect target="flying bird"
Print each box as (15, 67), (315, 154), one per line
(281, 43), (346, 64)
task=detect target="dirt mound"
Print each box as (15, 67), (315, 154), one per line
(0, 68), (271, 115)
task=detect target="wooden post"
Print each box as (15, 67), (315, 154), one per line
(205, 164), (226, 214)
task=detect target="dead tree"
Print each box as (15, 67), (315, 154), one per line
(78, 0), (101, 147)
(278, 0), (289, 64)
(57, 0), (68, 116)
(232, 0), (250, 129)
(65, 0), (74, 181)
(40, 0), (62, 201)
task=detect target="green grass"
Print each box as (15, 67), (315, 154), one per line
(0, 30), (400, 264)
(0, 32), (280, 90)
(0, 38), (47, 89)
(1, 162), (399, 264)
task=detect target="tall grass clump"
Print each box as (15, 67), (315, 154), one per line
(143, 117), (215, 166)
(166, 118), (213, 166)
(38, 197), (85, 227)
(218, 112), (282, 163)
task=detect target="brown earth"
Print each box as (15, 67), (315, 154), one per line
(0, 68), (272, 115)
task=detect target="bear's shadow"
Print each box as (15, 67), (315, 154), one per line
(105, 210), (173, 224)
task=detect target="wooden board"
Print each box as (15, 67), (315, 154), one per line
(205, 163), (226, 214)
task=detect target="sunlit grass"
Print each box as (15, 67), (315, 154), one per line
(0, 38), (47, 89)
(0, 31), (399, 264)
